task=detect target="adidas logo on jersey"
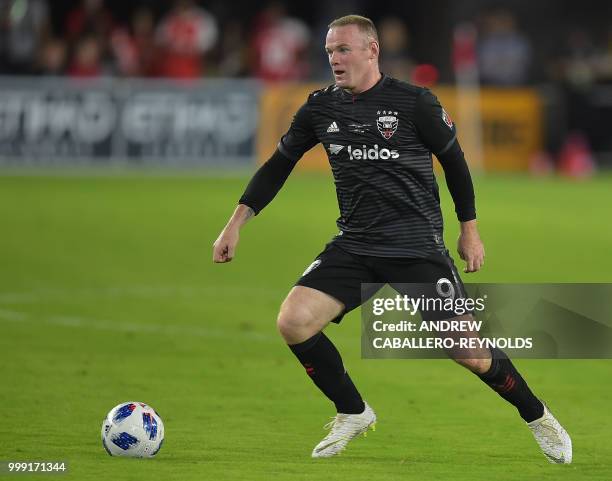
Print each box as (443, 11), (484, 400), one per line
(327, 122), (340, 133)
(328, 144), (345, 155)
(348, 144), (399, 160)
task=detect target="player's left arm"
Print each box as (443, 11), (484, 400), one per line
(414, 89), (484, 273)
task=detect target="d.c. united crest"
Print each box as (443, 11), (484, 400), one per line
(376, 110), (399, 139)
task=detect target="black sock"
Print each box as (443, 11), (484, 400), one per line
(289, 332), (365, 414)
(478, 348), (544, 422)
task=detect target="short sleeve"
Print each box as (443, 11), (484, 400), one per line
(414, 89), (457, 156)
(277, 102), (318, 161)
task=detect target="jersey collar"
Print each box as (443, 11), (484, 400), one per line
(339, 72), (387, 100)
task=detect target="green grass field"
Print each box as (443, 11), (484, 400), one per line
(1, 172), (611, 481)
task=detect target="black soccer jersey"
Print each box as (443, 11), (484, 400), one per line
(277, 74), (459, 258)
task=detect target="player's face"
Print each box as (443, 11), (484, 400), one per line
(325, 25), (378, 91)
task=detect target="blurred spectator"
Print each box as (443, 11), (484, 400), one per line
(544, 28), (600, 169)
(0, 0), (50, 74)
(110, 7), (158, 77)
(67, 35), (102, 77)
(216, 19), (248, 77)
(33, 37), (66, 75)
(477, 9), (531, 85)
(378, 17), (415, 82)
(65, 0), (113, 42)
(109, 25), (138, 77)
(0, 2), (11, 72)
(131, 7), (158, 76)
(553, 28), (598, 88)
(596, 26), (612, 83)
(412, 64), (440, 87)
(250, 2), (310, 82)
(155, 0), (218, 79)
(65, 0), (114, 76)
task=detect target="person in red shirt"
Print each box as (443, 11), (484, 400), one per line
(67, 35), (101, 77)
(65, 0), (113, 42)
(156, 0), (218, 79)
(250, 3), (311, 82)
(110, 7), (158, 77)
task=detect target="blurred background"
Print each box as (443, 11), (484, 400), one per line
(1, 0), (612, 172)
(1, 3), (612, 478)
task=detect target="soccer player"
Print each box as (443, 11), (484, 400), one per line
(213, 15), (572, 463)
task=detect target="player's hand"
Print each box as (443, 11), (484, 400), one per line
(213, 227), (239, 263)
(457, 221), (484, 273)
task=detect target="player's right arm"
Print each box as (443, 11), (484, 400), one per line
(212, 204), (254, 263)
(213, 100), (318, 263)
(212, 149), (298, 263)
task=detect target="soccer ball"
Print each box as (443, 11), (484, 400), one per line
(101, 402), (165, 457)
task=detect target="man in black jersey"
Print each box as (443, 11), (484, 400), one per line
(213, 15), (571, 463)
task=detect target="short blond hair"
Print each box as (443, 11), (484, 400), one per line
(328, 15), (379, 43)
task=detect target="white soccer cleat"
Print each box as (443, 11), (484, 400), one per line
(527, 404), (572, 464)
(311, 402), (376, 458)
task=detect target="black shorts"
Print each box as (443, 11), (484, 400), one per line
(296, 242), (467, 323)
